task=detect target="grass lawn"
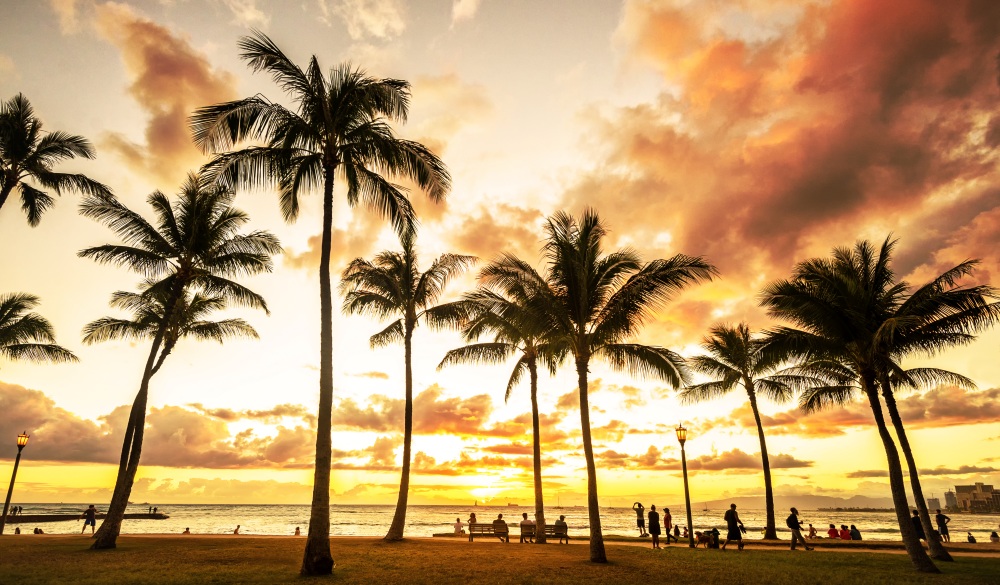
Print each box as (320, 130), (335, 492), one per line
(0, 536), (998, 585)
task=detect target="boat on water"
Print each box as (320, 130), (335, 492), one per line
(507, 503), (518, 507)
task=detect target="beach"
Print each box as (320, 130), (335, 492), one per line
(1, 535), (998, 585)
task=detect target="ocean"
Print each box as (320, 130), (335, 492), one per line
(8, 503), (1000, 541)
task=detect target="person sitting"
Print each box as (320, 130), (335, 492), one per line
(808, 523), (817, 539)
(849, 525), (862, 540)
(492, 514), (509, 543)
(708, 527), (721, 549)
(14, 527), (20, 534)
(827, 523), (839, 538)
(453, 517), (465, 535)
(519, 513), (535, 543)
(967, 532), (977, 543)
(990, 531), (999, 544)
(33, 527), (43, 534)
(182, 527), (191, 535)
(554, 515), (569, 544)
(233, 525), (241, 535)
(294, 526), (301, 536)
(839, 525), (851, 540)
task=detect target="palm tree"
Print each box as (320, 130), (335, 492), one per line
(79, 173), (280, 550)
(340, 231), (473, 541)
(83, 283), (260, 375)
(0, 293), (77, 364)
(438, 254), (566, 544)
(486, 209), (716, 562)
(680, 323), (820, 540)
(190, 31), (449, 574)
(0, 93), (111, 226)
(760, 238), (943, 572)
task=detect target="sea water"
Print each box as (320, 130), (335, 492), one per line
(9, 503), (1000, 541)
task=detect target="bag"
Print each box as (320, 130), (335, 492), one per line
(739, 525), (747, 535)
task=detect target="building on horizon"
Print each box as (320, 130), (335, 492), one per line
(954, 483), (997, 513)
(926, 497), (941, 511)
(945, 490), (958, 511)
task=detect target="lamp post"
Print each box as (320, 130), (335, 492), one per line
(676, 424), (694, 548)
(1, 431), (30, 535)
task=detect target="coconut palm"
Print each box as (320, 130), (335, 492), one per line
(438, 255), (566, 543)
(79, 173), (280, 550)
(83, 283), (260, 375)
(340, 231), (473, 541)
(760, 238), (945, 572)
(680, 323), (821, 540)
(190, 31), (449, 573)
(0, 93), (111, 226)
(0, 293), (77, 365)
(485, 209), (715, 562)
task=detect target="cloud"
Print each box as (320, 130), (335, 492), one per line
(93, 2), (237, 186)
(189, 403), (315, 425)
(409, 73), (493, 156)
(849, 465), (999, 478)
(327, 0), (405, 40)
(351, 371), (390, 379)
(283, 211), (385, 272)
(443, 203), (544, 268)
(215, 0), (270, 27)
(48, 0), (81, 33)
(597, 445), (812, 472)
(450, 0), (481, 26)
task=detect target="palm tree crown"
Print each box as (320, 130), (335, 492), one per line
(0, 293), (77, 365)
(0, 93), (111, 226)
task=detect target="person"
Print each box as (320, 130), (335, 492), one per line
(911, 509), (925, 541)
(648, 505), (661, 549)
(708, 526), (721, 549)
(554, 515), (569, 544)
(827, 524), (839, 538)
(14, 527), (20, 534)
(682, 526), (689, 539)
(839, 525), (851, 540)
(148, 506), (152, 514)
(673, 523), (681, 542)
(721, 503), (744, 550)
(519, 512), (535, 543)
(153, 506), (158, 514)
(454, 517), (465, 535)
(492, 514), (508, 543)
(632, 502), (647, 537)
(81, 504), (98, 535)
(935, 509), (951, 542)
(967, 532), (976, 543)
(990, 531), (999, 544)
(807, 523), (817, 539)
(786, 507), (813, 551)
(33, 527), (43, 534)
(850, 525), (862, 540)
(182, 527), (191, 534)
(294, 527), (301, 536)
(468, 512), (477, 526)
(664, 507), (677, 544)
(234, 525), (241, 535)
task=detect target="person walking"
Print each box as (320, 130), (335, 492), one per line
(81, 505), (98, 535)
(721, 504), (745, 550)
(786, 507), (813, 551)
(664, 507), (678, 544)
(648, 505), (661, 549)
(632, 502), (647, 537)
(935, 509), (951, 542)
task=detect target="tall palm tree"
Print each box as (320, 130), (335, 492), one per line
(680, 323), (820, 540)
(486, 209), (716, 562)
(0, 293), (77, 364)
(760, 238), (943, 572)
(83, 283), (260, 376)
(340, 231), (472, 541)
(79, 173), (280, 550)
(438, 254), (566, 544)
(190, 31), (449, 574)
(0, 93), (111, 226)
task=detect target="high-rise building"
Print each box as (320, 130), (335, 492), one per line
(926, 497), (941, 511)
(954, 483), (995, 512)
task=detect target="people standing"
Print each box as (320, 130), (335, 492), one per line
(935, 509), (951, 542)
(721, 504), (744, 550)
(468, 512), (477, 526)
(911, 509), (926, 541)
(664, 507), (678, 544)
(648, 505), (661, 549)
(81, 504), (98, 535)
(632, 502), (647, 537)
(786, 507), (813, 551)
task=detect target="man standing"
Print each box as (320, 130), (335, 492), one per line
(911, 510), (926, 541)
(786, 507), (814, 551)
(935, 509), (951, 542)
(721, 503), (745, 550)
(81, 505), (98, 535)
(632, 502), (647, 537)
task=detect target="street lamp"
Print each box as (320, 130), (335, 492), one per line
(676, 424), (694, 548)
(1, 431), (30, 535)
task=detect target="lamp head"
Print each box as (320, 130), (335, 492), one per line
(17, 431), (29, 448)
(675, 424), (687, 446)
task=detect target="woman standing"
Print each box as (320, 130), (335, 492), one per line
(648, 505), (661, 549)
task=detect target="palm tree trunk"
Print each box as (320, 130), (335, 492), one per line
(576, 354), (607, 563)
(529, 358), (546, 544)
(862, 381), (938, 573)
(301, 165), (336, 575)
(746, 388), (777, 539)
(385, 325), (413, 541)
(879, 375), (953, 562)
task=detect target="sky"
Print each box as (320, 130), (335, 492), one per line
(1, 0), (999, 508)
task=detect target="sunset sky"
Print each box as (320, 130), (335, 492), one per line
(1, 0), (999, 508)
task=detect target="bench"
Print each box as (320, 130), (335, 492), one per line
(468, 523), (509, 542)
(519, 524), (570, 543)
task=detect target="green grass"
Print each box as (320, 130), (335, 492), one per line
(0, 536), (998, 585)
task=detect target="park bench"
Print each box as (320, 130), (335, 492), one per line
(468, 522), (509, 542)
(519, 523), (570, 543)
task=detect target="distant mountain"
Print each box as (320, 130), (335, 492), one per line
(670, 494), (896, 511)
